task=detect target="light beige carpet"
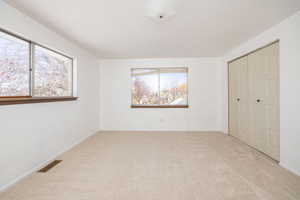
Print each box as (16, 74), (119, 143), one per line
(1, 131), (300, 200)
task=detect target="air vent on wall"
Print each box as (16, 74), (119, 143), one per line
(38, 160), (62, 173)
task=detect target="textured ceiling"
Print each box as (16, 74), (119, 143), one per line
(5, 0), (300, 58)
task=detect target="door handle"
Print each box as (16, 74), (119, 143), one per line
(237, 98), (240, 102)
(256, 99), (261, 103)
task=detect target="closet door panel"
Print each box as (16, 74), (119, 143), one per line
(228, 61), (239, 138)
(236, 57), (249, 144)
(248, 52), (266, 151)
(248, 50), (267, 152)
(248, 42), (279, 160)
(229, 57), (249, 142)
(264, 43), (280, 160)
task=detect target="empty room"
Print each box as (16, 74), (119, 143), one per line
(1, 0), (300, 199)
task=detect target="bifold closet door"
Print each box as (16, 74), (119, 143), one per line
(248, 42), (280, 161)
(229, 57), (249, 143)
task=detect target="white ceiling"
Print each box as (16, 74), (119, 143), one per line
(5, 0), (300, 59)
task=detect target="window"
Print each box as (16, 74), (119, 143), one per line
(0, 29), (76, 105)
(132, 68), (188, 108)
(34, 45), (73, 97)
(0, 31), (30, 97)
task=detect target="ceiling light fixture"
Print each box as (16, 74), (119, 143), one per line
(145, 0), (178, 22)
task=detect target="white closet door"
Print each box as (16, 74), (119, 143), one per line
(229, 57), (249, 142)
(229, 61), (239, 138)
(236, 57), (249, 144)
(248, 42), (280, 160)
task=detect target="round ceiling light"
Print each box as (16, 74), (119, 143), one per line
(145, 0), (177, 22)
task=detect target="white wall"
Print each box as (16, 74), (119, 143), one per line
(0, 1), (100, 190)
(2, 0), (300, 191)
(99, 58), (224, 131)
(222, 11), (300, 176)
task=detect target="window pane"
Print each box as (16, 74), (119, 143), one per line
(34, 45), (72, 97)
(159, 68), (188, 105)
(132, 69), (159, 105)
(0, 31), (30, 96)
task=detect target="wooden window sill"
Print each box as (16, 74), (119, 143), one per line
(131, 105), (189, 108)
(0, 97), (78, 106)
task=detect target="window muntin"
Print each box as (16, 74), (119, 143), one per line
(0, 29), (74, 99)
(0, 31), (30, 97)
(34, 45), (73, 97)
(132, 68), (188, 107)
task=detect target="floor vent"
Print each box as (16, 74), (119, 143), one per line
(38, 160), (62, 173)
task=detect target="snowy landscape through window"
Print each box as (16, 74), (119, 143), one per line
(0, 31), (30, 97)
(34, 45), (73, 97)
(0, 29), (74, 100)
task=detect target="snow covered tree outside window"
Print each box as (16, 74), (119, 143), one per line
(34, 46), (72, 97)
(132, 68), (188, 106)
(0, 31), (30, 96)
(0, 29), (74, 99)
(132, 69), (159, 105)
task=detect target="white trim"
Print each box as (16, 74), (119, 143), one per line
(99, 130), (226, 134)
(72, 58), (78, 97)
(279, 162), (300, 177)
(99, 57), (220, 62)
(0, 131), (98, 192)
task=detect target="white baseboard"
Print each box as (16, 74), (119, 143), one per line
(0, 131), (98, 193)
(99, 129), (226, 134)
(279, 162), (300, 177)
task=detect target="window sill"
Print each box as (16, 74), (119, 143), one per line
(131, 105), (189, 108)
(0, 97), (78, 106)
